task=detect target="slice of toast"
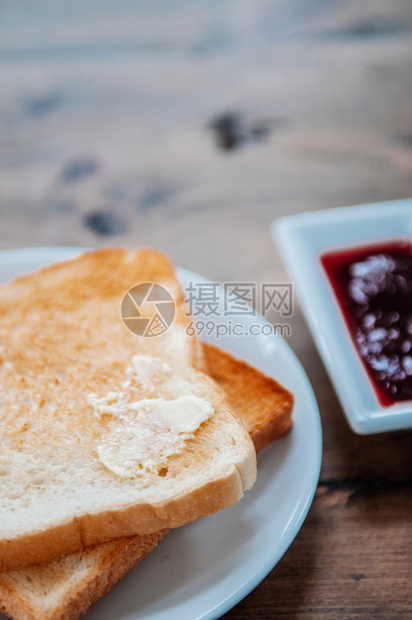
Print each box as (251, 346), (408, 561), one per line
(0, 343), (294, 620)
(0, 532), (169, 620)
(0, 248), (256, 571)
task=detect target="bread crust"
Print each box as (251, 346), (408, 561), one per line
(0, 454), (253, 572)
(204, 343), (294, 452)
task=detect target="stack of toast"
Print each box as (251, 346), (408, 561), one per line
(0, 248), (293, 620)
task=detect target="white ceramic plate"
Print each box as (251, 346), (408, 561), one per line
(0, 247), (322, 620)
(273, 198), (412, 435)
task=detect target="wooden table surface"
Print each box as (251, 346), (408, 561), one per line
(1, 1), (412, 618)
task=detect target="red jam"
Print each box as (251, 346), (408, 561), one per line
(321, 240), (412, 406)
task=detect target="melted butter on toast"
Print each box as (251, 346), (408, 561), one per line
(88, 355), (214, 478)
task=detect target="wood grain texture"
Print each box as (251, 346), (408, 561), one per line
(0, 0), (411, 617)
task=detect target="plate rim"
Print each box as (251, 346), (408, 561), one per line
(0, 246), (322, 620)
(176, 265), (322, 619)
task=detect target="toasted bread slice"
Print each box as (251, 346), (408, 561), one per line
(0, 248), (256, 571)
(0, 531), (169, 620)
(0, 343), (293, 620)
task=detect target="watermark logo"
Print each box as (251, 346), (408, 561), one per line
(121, 280), (293, 340)
(121, 282), (175, 337)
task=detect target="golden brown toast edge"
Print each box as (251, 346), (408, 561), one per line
(204, 343), (294, 453)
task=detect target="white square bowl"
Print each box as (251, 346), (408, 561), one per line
(272, 198), (412, 434)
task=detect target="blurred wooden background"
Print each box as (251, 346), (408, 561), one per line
(0, 0), (412, 618)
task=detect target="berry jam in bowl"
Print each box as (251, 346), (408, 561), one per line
(321, 240), (412, 407)
(273, 199), (412, 434)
